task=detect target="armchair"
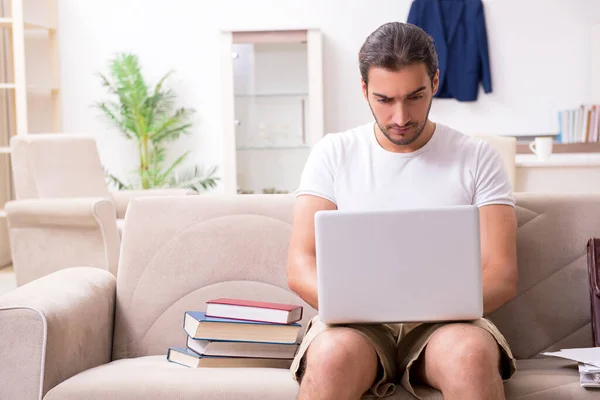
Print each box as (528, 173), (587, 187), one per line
(471, 134), (517, 189)
(7, 134), (192, 285)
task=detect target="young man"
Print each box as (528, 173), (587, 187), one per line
(286, 22), (518, 400)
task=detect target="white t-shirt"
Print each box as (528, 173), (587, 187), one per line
(295, 122), (514, 210)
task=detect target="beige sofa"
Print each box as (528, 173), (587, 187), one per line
(0, 193), (598, 399)
(6, 134), (192, 285)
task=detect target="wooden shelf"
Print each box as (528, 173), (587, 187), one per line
(0, 18), (56, 31)
(517, 142), (600, 154)
(0, 84), (59, 91)
(24, 20), (56, 30)
(27, 85), (60, 93)
(0, 17), (56, 30)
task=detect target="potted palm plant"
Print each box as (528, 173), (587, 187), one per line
(96, 52), (218, 192)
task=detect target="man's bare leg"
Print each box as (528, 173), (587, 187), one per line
(413, 324), (504, 400)
(297, 327), (379, 400)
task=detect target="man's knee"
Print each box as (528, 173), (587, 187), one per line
(302, 327), (379, 383)
(432, 325), (501, 381)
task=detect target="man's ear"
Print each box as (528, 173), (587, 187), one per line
(432, 69), (440, 95)
(361, 78), (368, 100)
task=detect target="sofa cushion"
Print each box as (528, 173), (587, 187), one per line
(43, 356), (592, 400)
(43, 355), (425, 400)
(504, 358), (599, 399)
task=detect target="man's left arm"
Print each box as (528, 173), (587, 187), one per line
(479, 204), (518, 315)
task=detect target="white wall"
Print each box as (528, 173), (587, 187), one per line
(592, 23), (600, 103)
(56, 0), (600, 190)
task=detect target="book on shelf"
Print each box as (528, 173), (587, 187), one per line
(205, 297), (303, 324)
(557, 105), (600, 144)
(167, 347), (293, 369)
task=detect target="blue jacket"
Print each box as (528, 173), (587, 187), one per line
(407, 0), (492, 101)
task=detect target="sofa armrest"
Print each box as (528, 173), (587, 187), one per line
(6, 198), (120, 279)
(0, 267), (116, 400)
(111, 188), (194, 219)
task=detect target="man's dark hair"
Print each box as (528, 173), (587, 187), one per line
(359, 22), (438, 86)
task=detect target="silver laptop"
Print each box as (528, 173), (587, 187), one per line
(314, 205), (483, 324)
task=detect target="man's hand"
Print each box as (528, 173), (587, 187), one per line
(286, 195), (337, 310)
(479, 204), (519, 315)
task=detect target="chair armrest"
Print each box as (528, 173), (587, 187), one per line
(6, 197), (117, 228)
(0, 267), (116, 400)
(111, 188), (194, 219)
(6, 198), (120, 278)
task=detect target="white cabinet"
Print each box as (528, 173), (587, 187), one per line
(515, 154), (600, 193)
(220, 29), (323, 195)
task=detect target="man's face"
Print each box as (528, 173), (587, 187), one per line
(362, 63), (439, 146)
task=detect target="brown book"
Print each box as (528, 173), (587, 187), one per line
(183, 312), (300, 344)
(586, 238), (600, 346)
(167, 347), (292, 369)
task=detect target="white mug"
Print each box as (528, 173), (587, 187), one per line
(529, 137), (553, 161)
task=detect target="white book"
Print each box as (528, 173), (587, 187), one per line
(186, 335), (298, 359)
(579, 363), (600, 388)
(579, 362), (600, 374)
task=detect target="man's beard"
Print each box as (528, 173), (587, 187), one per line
(369, 98), (433, 146)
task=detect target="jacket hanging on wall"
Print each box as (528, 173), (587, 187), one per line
(407, 0), (492, 102)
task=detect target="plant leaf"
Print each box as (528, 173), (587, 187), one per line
(96, 101), (133, 139)
(170, 165), (219, 192)
(158, 151), (190, 183)
(102, 167), (131, 190)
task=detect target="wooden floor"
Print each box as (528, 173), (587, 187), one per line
(0, 264), (16, 296)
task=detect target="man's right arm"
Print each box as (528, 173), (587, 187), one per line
(286, 194), (337, 310)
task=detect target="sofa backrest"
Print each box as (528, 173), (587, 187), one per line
(112, 194), (316, 360)
(10, 134), (110, 200)
(489, 193), (599, 358)
(112, 193), (600, 360)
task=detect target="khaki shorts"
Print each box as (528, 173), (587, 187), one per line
(290, 316), (517, 399)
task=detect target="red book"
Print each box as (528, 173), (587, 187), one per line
(205, 298), (303, 324)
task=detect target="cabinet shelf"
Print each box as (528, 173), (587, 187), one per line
(517, 142), (600, 154)
(235, 92), (308, 98)
(0, 83), (15, 89)
(237, 145), (310, 151)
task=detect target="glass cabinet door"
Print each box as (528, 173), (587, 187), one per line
(232, 40), (311, 195)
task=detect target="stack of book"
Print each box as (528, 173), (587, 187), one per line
(167, 298), (303, 368)
(557, 105), (600, 144)
(543, 348), (600, 388)
(579, 363), (600, 388)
